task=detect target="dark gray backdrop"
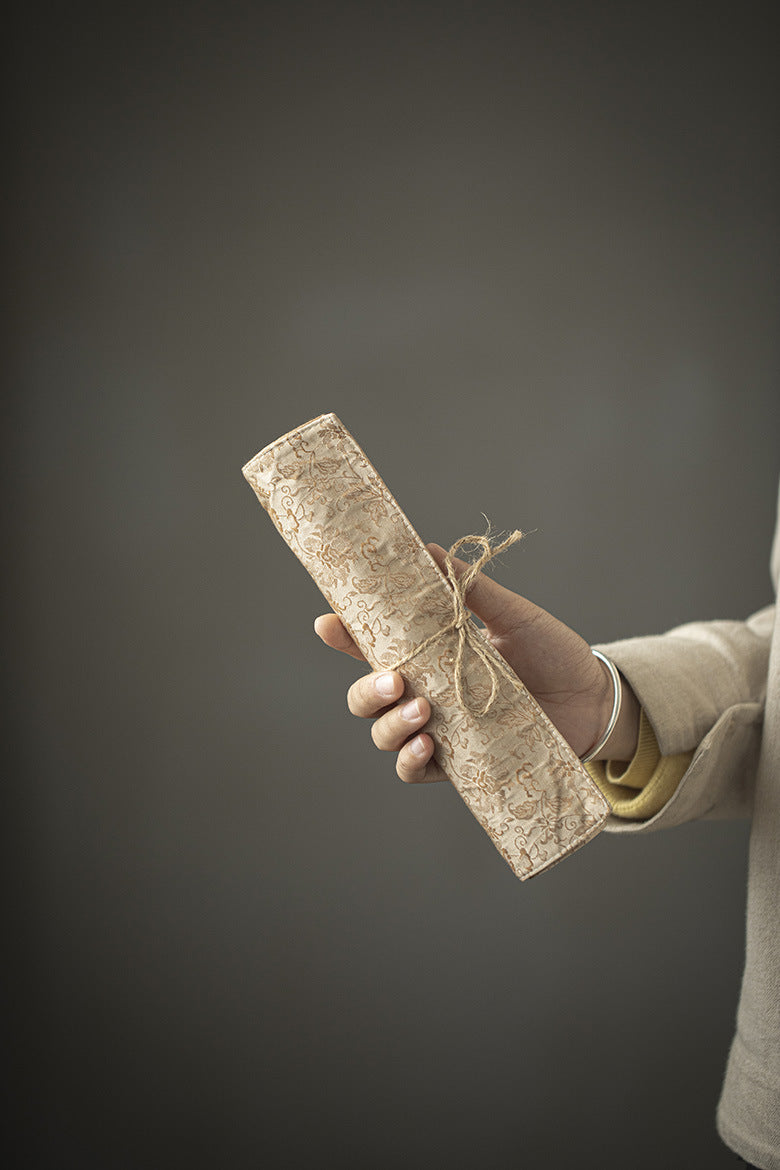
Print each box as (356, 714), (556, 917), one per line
(7, 2), (780, 1167)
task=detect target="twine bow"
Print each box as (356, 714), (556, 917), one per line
(385, 525), (525, 717)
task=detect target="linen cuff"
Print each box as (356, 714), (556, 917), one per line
(585, 708), (693, 821)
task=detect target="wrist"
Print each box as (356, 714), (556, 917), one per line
(581, 651), (640, 763)
(593, 669), (640, 761)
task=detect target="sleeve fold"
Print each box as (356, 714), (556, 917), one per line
(590, 604), (774, 834)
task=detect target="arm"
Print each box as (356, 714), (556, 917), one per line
(592, 603), (775, 833)
(315, 541), (774, 832)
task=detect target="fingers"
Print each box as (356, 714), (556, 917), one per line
(395, 732), (437, 783)
(313, 613), (367, 661)
(345, 669), (441, 783)
(369, 694), (431, 751)
(346, 669), (404, 716)
(313, 597), (442, 784)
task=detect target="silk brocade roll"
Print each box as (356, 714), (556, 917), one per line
(243, 412), (610, 880)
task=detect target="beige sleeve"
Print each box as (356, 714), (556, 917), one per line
(592, 603), (774, 835)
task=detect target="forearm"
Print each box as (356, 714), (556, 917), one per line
(589, 603), (774, 830)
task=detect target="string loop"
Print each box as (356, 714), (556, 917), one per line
(384, 525), (525, 717)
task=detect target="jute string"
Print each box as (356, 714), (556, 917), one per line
(383, 526), (525, 718)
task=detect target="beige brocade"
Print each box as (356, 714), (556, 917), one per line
(243, 412), (610, 880)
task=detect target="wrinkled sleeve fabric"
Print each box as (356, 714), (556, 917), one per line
(591, 603), (775, 835)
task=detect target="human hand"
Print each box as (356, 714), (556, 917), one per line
(313, 542), (640, 783)
(311, 612), (446, 783)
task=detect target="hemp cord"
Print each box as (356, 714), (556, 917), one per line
(383, 527), (525, 718)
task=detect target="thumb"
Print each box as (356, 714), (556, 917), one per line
(425, 542), (540, 639)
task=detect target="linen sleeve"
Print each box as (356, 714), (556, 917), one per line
(590, 603), (775, 835)
(585, 708), (693, 821)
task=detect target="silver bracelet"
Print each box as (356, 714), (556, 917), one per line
(580, 649), (623, 762)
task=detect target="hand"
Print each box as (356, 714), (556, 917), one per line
(314, 542), (640, 783)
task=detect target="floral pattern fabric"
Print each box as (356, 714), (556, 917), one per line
(243, 412), (609, 879)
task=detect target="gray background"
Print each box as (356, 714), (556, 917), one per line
(7, 2), (779, 1167)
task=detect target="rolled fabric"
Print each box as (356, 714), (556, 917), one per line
(242, 412), (609, 879)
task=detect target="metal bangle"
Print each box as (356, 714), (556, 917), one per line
(580, 649), (623, 763)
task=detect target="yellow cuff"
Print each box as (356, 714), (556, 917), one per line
(584, 708), (694, 821)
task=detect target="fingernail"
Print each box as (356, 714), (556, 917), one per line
(401, 699), (421, 721)
(374, 672), (397, 698)
(410, 735), (428, 757)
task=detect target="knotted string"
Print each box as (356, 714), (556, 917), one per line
(383, 525), (525, 718)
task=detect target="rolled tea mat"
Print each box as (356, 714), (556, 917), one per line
(243, 412), (609, 879)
